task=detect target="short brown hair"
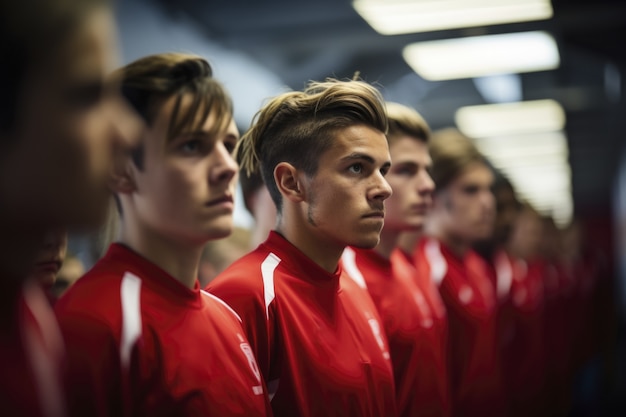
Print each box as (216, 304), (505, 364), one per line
(115, 52), (233, 169)
(237, 77), (388, 212)
(385, 102), (430, 145)
(429, 127), (488, 192)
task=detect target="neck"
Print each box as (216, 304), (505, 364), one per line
(276, 210), (342, 274)
(375, 228), (400, 260)
(0, 220), (44, 285)
(437, 232), (470, 258)
(119, 218), (202, 289)
(397, 230), (422, 259)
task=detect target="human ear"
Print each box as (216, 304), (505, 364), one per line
(274, 162), (305, 203)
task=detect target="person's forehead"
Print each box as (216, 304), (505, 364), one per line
(326, 125), (388, 154)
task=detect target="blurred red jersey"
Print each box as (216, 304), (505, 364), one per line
(341, 246), (451, 417)
(55, 243), (270, 417)
(207, 231), (397, 417)
(416, 237), (507, 417)
(0, 280), (66, 417)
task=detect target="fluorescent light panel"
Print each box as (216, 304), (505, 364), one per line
(456, 99), (565, 138)
(353, 0), (553, 35)
(403, 31), (560, 81)
(469, 130), (573, 226)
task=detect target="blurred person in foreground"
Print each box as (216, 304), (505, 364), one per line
(0, 0), (140, 415)
(54, 53), (271, 417)
(341, 102), (451, 417)
(207, 77), (397, 417)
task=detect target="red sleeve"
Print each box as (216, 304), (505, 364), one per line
(55, 311), (128, 417)
(206, 267), (276, 386)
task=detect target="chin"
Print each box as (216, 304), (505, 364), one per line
(204, 222), (234, 241)
(350, 234), (381, 250)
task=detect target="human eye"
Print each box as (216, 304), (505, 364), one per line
(223, 138), (237, 155)
(180, 139), (202, 154)
(348, 163), (363, 174)
(65, 81), (104, 108)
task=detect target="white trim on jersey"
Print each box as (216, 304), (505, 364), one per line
(494, 251), (513, 300)
(340, 247), (368, 290)
(424, 239), (448, 287)
(201, 290), (243, 323)
(261, 253), (281, 320)
(120, 272), (142, 369)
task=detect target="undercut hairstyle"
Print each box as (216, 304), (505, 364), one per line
(385, 102), (431, 145)
(113, 52), (234, 169)
(0, 0), (108, 133)
(428, 127), (489, 192)
(236, 150), (264, 216)
(237, 77), (388, 213)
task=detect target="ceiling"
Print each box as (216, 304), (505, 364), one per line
(149, 0), (626, 218)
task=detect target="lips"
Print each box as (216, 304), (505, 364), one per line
(35, 260), (62, 274)
(363, 211), (385, 219)
(206, 194), (234, 206)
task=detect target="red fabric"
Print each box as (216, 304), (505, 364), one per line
(341, 246), (451, 417)
(0, 280), (67, 417)
(55, 243), (270, 417)
(494, 252), (547, 417)
(541, 260), (576, 414)
(415, 238), (507, 417)
(206, 231), (397, 417)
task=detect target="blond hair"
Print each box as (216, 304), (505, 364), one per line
(385, 102), (430, 145)
(237, 77), (387, 212)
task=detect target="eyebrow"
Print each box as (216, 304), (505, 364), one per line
(341, 152), (390, 167)
(177, 130), (239, 141)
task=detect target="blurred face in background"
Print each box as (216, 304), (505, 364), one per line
(28, 230), (68, 290)
(507, 206), (544, 261)
(383, 137), (434, 234)
(0, 6), (141, 231)
(493, 184), (519, 246)
(433, 162), (495, 244)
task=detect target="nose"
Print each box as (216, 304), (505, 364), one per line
(370, 171), (393, 202)
(42, 229), (67, 251)
(210, 142), (238, 184)
(418, 169), (435, 196)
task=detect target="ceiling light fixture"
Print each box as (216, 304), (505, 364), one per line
(353, 0), (553, 35)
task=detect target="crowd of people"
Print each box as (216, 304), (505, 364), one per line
(0, 1), (618, 416)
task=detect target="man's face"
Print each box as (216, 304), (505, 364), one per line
(127, 95), (239, 246)
(434, 162), (496, 243)
(29, 230), (68, 290)
(383, 137), (434, 234)
(300, 124), (392, 252)
(0, 7), (141, 230)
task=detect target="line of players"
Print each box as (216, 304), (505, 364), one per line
(1, 1), (614, 416)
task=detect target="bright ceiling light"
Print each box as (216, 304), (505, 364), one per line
(455, 99), (565, 138)
(353, 0), (553, 35)
(403, 31), (560, 81)
(469, 131), (573, 226)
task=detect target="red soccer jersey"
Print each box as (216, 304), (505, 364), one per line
(341, 246), (451, 417)
(494, 251), (546, 417)
(416, 237), (507, 417)
(0, 280), (67, 417)
(206, 231), (397, 417)
(54, 243), (270, 417)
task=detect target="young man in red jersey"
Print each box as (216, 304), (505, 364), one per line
(0, 1), (140, 415)
(341, 102), (451, 417)
(55, 53), (271, 417)
(413, 128), (508, 417)
(207, 78), (397, 417)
